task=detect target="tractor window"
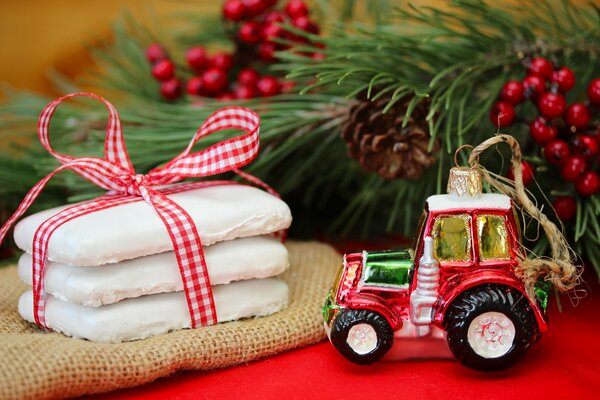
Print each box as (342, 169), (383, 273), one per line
(432, 215), (471, 262)
(363, 263), (410, 287)
(477, 215), (510, 260)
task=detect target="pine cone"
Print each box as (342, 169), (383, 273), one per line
(341, 93), (441, 180)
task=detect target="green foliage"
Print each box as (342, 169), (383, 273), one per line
(282, 0), (600, 273)
(0, 1), (599, 277)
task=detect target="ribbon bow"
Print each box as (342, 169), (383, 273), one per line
(0, 92), (275, 329)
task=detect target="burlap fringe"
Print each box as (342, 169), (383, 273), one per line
(467, 134), (582, 296)
(0, 241), (340, 400)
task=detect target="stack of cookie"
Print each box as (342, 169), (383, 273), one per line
(15, 184), (292, 342)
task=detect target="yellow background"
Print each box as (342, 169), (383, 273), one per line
(0, 1), (220, 95)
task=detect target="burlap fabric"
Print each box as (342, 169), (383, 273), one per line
(0, 241), (340, 400)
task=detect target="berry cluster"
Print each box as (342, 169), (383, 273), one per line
(490, 57), (600, 220)
(223, 0), (321, 62)
(145, 45), (182, 100)
(144, 0), (319, 102)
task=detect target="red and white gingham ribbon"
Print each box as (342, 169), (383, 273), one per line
(0, 92), (279, 329)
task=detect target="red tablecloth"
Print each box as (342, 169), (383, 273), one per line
(88, 277), (600, 400)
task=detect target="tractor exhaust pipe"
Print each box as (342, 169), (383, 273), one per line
(410, 236), (440, 336)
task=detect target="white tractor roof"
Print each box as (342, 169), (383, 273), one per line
(426, 193), (512, 212)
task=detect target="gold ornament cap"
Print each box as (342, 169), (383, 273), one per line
(447, 167), (482, 197)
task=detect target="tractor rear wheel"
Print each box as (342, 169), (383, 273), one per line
(330, 309), (393, 365)
(443, 284), (537, 372)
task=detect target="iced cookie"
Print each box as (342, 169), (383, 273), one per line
(19, 277), (289, 342)
(14, 184), (292, 266)
(18, 236), (288, 307)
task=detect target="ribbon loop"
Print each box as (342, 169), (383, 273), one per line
(0, 92), (276, 331)
(38, 93), (135, 181)
(149, 106), (261, 185)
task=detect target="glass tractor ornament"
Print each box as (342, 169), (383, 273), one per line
(323, 155), (562, 372)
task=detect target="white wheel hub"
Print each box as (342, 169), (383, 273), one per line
(467, 311), (516, 359)
(347, 323), (378, 355)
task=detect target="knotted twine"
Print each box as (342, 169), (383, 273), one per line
(466, 134), (581, 296)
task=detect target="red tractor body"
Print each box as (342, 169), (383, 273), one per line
(324, 192), (550, 371)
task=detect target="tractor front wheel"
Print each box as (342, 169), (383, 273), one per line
(330, 309), (394, 365)
(444, 284), (537, 372)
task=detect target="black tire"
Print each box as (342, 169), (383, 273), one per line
(443, 284), (538, 372)
(330, 309), (393, 365)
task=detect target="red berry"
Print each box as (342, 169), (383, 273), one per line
(292, 15), (319, 34)
(500, 80), (524, 104)
(528, 57), (554, 79)
(210, 52), (234, 71)
(237, 68), (260, 87)
(151, 59), (175, 81)
(565, 103), (591, 129)
(284, 0), (308, 18)
(263, 22), (284, 42)
(291, 15), (309, 30)
(507, 160), (534, 186)
(588, 78), (600, 104)
(145, 44), (167, 64)
(256, 75), (281, 96)
(523, 75), (546, 98)
(259, 41), (277, 61)
(281, 80), (296, 93)
(223, 0), (245, 21)
(538, 92), (566, 119)
(160, 79), (182, 100)
(186, 77), (204, 96)
(201, 68), (228, 94)
(560, 155), (587, 182)
(529, 117), (557, 145)
(553, 196), (577, 220)
(239, 21), (263, 44)
(217, 92), (236, 101)
(552, 67), (575, 92)
(186, 46), (208, 71)
(312, 51), (326, 61)
(243, 0), (268, 17)
(576, 171), (600, 196)
(544, 140), (570, 165)
(234, 85), (256, 99)
(263, 10), (285, 23)
(489, 101), (515, 128)
(574, 135), (599, 158)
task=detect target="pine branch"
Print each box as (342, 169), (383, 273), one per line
(0, 0), (599, 279)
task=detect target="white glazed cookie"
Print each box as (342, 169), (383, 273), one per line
(18, 277), (289, 342)
(14, 185), (292, 266)
(18, 236), (288, 307)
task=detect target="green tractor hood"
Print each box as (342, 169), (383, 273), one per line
(362, 248), (414, 288)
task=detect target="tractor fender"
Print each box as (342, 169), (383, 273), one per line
(346, 293), (403, 330)
(433, 270), (548, 334)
